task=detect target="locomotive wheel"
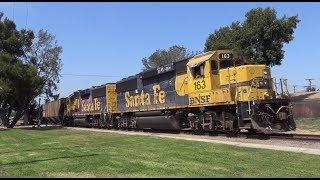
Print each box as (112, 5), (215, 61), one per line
(97, 118), (101, 129)
(117, 119), (122, 129)
(101, 115), (105, 129)
(194, 122), (204, 135)
(227, 129), (240, 136)
(101, 121), (105, 129)
(248, 129), (258, 134)
(130, 119), (137, 130)
(99, 118), (107, 129)
(64, 117), (74, 127)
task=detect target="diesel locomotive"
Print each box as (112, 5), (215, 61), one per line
(42, 50), (296, 134)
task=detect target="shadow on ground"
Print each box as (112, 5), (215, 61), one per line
(20, 125), (64, 131)
(0, 125), (65, 131)
(0, 127), (9, 131)
(0, 145), (83, 155)
(0, 153), (99, 167)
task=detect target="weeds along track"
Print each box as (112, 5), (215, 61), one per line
(112, 128), (320, 143)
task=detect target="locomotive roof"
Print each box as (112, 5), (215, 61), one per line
(66, 50), (239, 98)
(91, 83), (106, 90)
(67, 83), (116, 98)
(116, 55), (193, 84)
(117, 74), (139, 85)
(186, 51), (215, 67)
(186, 50), (240, 67)
(116, 49), (240, 84)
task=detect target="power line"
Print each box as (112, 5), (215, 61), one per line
(25, 2), (28, 29)
(60, 73), (125, 78)
(12, 2), (15, 21)
(293, 85), (299, 93)
(306, 78), (315, 87)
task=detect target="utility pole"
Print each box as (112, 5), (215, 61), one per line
(280, 78), (284, 96)
(305, 79), (315, 92)
(282, 78), (289, 95)
(273, 78), (278, 95)
(293, 85), (298, 93)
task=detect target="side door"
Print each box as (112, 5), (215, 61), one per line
(187, 61), (212, 106)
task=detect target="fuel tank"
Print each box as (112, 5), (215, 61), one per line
(134, 115), (180, 130)
(135, 111), (163, 117)
(73, 117), (91, 127)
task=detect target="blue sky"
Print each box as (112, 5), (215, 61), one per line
(0, 2), (319, 97)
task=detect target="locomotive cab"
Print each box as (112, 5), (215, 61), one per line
(186, 50), (295, 133)
(187, 50), (242, 106)
(186, 50), (277, 106)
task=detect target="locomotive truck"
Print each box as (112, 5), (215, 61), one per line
(42, 50), (296, 134)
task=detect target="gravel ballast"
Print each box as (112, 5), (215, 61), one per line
(65, 127), (320, 155)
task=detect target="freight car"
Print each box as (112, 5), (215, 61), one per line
(42, 49), (296, 134)
(42, 98), (66, 124)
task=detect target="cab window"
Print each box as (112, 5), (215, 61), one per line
(235, 60), (244, 66)
(211, 61), (218, 75)
(220, 60), (234, 69)
(191, 63), (204, 79)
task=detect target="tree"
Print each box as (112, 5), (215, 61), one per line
(28, 29), (63, 101)
(204, 7), (300, 66)
(0, 12), (44, 128)
(142, 45), (198, 71)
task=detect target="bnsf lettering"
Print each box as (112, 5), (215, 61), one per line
(189, 95), (210, 105)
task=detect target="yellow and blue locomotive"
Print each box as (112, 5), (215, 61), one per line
(43, 49), (296, 134)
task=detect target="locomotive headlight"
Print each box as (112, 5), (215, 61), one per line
(263, 70), (268, 75)
(259, 81), (264, 86)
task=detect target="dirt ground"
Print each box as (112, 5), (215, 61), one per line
(66, 127), (320, 155)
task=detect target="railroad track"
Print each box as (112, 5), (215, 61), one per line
(217, 132), (320, 142)
(137, 128), (320, 142)
(262, 133), (320, 142)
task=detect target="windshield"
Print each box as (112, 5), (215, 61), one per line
(190, 63), (204, 79)
(219, 60), (234, 69)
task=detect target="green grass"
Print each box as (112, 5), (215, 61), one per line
(295, 118), (320, 132)
(0, 128), (320, 177)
